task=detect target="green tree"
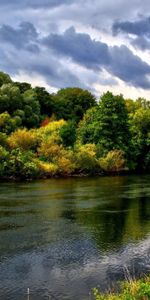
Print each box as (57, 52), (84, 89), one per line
(135, 97), (150, 109)
(0, 83), (22, 114)
(22, 89), (41, 128)
(129, 107), (150, 170)
(78, 92), (130, 155)
(0, 112), (22, 134)
(14, 81), (31, 93)
(6, 149), (39, 179)
(34, 87), (54, 117)
(0, 71), (12, 87)
(60, 121), (76, 147)
(53, 87), (97, 122)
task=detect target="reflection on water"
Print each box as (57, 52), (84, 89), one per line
(0, 175), (150, 300)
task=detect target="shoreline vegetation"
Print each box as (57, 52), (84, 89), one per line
(93, 275), (150, 300)
(0, 71), (150, 180)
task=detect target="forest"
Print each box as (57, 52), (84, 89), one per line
(0, 71), (150, 179)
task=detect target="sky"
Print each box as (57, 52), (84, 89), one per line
(0, 0), (150, 99)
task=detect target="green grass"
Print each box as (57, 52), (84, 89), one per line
(93, 276), (150, 300)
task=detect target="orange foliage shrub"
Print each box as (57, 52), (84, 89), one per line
(40, 117), (50, 127)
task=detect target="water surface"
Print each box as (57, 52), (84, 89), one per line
(0, 175), (150, 299)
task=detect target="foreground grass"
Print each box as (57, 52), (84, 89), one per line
(93, 276), (150, 300)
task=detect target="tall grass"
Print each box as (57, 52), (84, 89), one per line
(93, 275), (150, 300)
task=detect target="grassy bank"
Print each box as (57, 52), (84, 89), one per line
(93, 276), (150, 300)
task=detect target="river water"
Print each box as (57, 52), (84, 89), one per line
(0, 175), (150, 300)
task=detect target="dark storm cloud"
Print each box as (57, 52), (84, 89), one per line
(109, 45), (150, 88)
(30, 62), (82, 89)
(44, 27), (110, 70)
(0, 22), (39, 52)
(113, 16), (150, 51)
(1, 18), (150, 91)
(0, 28), (85, 91)
(43, 27), (150, 88)
(131, 36), (150, 51)
(113, 17), (150, 37)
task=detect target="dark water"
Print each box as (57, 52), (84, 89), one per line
(0, 175), (150, 300)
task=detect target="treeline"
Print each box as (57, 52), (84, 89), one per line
(0, 71), (150, 179)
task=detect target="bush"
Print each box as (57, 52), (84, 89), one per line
(0, 146), (9, 176)
(99, 149), (125, 172)
(57, 149), (76, 175)
(93, 276), (150, 300)
(39, 119), (66, 137)
(0, 112), (22, 134)
(5, 149), (39, 179)
(38, 139), (75, 175)
(75, 144), (100, 174)
(38, 138), (63, 162)
(35, 160), (58, 177)
(0, 132), (8, 147)
(8, 128), (39, 151)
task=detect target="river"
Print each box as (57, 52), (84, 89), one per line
(0, 175), (150, 300)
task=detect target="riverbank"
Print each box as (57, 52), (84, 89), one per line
(93, 275), (150, 300)
(0, 169), (149, 181)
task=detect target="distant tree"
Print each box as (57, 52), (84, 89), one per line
(53, 87), (97, 122)
(0, 112), (22, 134)
(14, 82), (31, 93)
(78, 92), (130, 155)
(129, 107), (150, 170)
(34, 87), (54, 116)
(60, 121), (76, 147)
(0, 83), (22, 114)
(0, 71), (12, 87)
(125, 99), (136, 113)
(22, 89), (41, 128)
(135, 97), (150, 110)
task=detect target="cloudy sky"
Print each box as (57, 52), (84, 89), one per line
(0, 0), (150, 98)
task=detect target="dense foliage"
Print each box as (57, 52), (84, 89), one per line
(93, 276), (150, 300)
(0, 71), (150, 179)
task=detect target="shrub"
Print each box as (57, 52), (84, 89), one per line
(93, 276), (150, 300)
(0, 145), (9, 160)
(0, 132), (8, 147)
(0, 111), (21, 134)
(57, 150), (76, 175)
(0, 146), (9, 176)
(8, 128), (39, 151)
(99, 149), (125, 172)
(39, 119), (66, 137)
(75, 144), (100, 174)
(35, 160), (58, 177)
(6, 149), (39, 179)
(40, 117), (50, 127)
(38, 138), (63, 162)
(38, 139), (75, 175)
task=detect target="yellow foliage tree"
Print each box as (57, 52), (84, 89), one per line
(8, 128), (39, 151)
(39, 119), (66, 137)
